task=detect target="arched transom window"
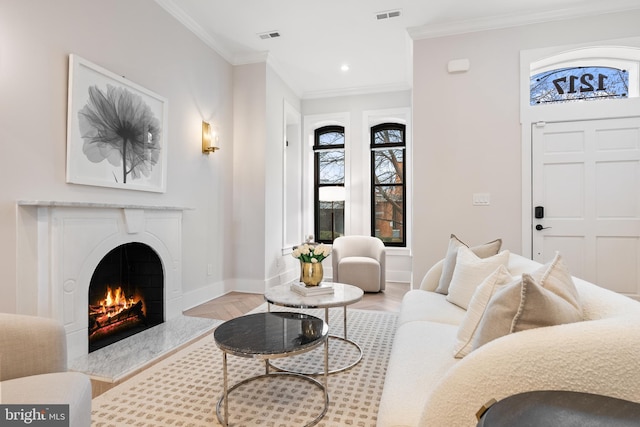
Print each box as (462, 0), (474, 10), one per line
(530, 46), (640, 105)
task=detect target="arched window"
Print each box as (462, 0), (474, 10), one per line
(314, 125), (345, 244)
(371, 123), (406, 247)
(530, 47), (640, 105)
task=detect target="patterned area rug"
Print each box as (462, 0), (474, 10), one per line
(91, 306), (398, 426)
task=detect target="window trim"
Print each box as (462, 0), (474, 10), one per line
(370, 122), (406, 247)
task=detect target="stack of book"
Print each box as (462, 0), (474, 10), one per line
(290, 282), (334, 296)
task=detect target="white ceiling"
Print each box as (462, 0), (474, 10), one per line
(157, 0), (640, 99)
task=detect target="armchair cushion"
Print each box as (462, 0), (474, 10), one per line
(0, 314), (92, 427)
(0, 313), (66, 381)
(337, 256), (381, 292)
(2, 372), (92, 427)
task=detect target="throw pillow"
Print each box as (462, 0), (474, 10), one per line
(453, 264), (514, 358)
(446, 247), (510, 310)
(529, 251), (582, 312)
(471, 253), (583, 351)
(435, 234), (502, 295)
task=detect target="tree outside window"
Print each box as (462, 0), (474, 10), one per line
(371, 123), (405, 247)
(314, 126), (345, 244)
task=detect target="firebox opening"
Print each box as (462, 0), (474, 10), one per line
(88, 242), (164, 353)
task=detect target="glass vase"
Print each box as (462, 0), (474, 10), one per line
(300, 262), (323, 286)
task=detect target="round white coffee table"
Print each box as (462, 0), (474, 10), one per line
(264, 282), (364, 374)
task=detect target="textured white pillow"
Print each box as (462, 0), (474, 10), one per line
(446, 247), (510, 310)
(453, 264), (514, 358)
(471, 252), (583, 351)
(435, 234), (502, 295)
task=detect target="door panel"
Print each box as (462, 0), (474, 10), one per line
(544, 163), (584, 218)
(533, 117), (640, 298)
(596, 161), (638, 218)
(542, 236), (585, 278)
(597, 237), (639, 294)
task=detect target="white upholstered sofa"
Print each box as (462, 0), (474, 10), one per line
(0, 313), (92, 427)
(377, 250), (640, 427)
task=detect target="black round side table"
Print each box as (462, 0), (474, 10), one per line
(477, 390), (640, 427)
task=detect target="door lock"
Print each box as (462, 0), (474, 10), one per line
(535, 224), (551, 231)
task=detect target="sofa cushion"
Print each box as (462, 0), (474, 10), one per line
(472, 253), (583, 350)
(446, 248), (510, 310)
(377, 320), (460, 427)
(505, 252), (543, 278)
(453, 264), (514, 358)
(575, 276), (640, 320)
(398, 289), (466, 326)
(436, 234), (502, 295)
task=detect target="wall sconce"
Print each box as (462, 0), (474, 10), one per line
(202, 121), (220, 154)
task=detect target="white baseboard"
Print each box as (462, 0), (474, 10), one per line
(387, 269), (411, 284)
(181, 280), (227, 312)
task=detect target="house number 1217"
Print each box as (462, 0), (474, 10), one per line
(552, 73), (607, 95)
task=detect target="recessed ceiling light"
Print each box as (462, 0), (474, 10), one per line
(341, 64), (350, 72)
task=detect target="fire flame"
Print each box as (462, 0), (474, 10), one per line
(89, 285), (146, 341)
(99, 286), (140, 317)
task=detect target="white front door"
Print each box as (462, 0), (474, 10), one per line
(532, 117), (640, 298)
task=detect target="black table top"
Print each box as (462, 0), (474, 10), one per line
(478, 390), (640, 427)
(213, 312), (328, 359)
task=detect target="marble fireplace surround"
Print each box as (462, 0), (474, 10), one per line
(17, 201), (188, 362)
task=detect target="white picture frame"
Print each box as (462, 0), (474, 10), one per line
(66, 55), (168, 192)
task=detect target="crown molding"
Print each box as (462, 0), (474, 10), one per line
(302, 82), (412, 100)
(409, 2), (640, 40)
(233, 51), (270, 66)
(155, 0), (234, 63)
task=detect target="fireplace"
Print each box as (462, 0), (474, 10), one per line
(88, 242), (164, 352)
(16, 201), (186, 361)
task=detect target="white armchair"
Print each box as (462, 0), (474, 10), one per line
(332, 235), (386, 292)
(0, 313), (92, 427)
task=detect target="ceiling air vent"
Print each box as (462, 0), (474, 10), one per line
(375, 9), (401, 20)
(258, 31), (281, 40)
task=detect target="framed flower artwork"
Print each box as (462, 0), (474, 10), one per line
(66, 55), (168, 192)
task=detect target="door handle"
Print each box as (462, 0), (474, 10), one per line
(535, 224), (551, 231)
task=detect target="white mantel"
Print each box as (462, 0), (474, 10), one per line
(17, 201), (188, 360)
(18, 200), (189, 211)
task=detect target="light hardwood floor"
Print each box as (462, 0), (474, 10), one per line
(184, 282), (410, 321)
